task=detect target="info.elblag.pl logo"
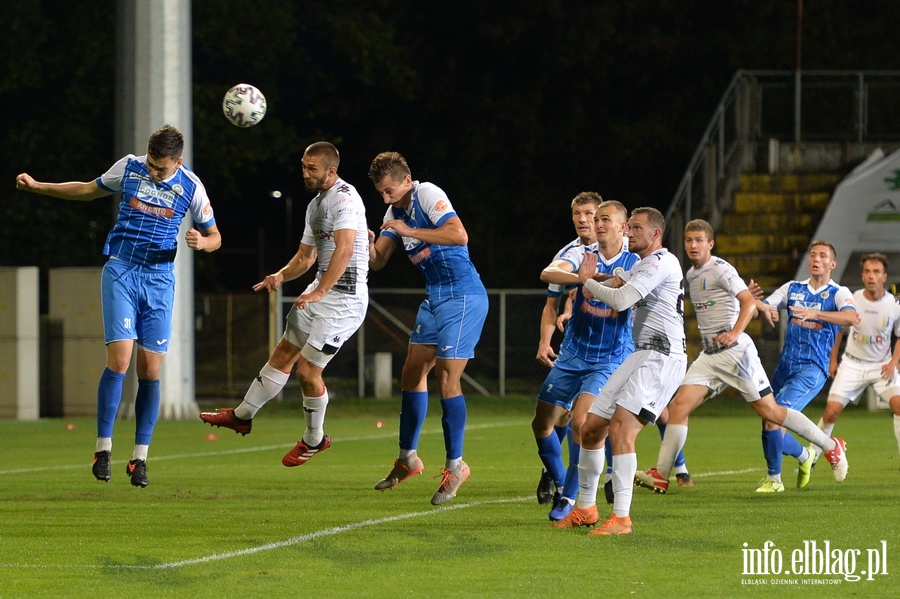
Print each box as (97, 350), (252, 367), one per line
(741, 540), (889, 584)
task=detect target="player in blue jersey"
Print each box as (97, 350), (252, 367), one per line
(200, 142), (369, 469)
(534, 193), (599, 508)
(537, 199), (639, 521)
(754, 241), (857, 492)
(367, 151), (489, 506)
(554, 207), (689, 535)
(16, 125), (221, 488)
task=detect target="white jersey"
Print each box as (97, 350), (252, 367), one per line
(620, 247), (686, 356)
(686, 256), (749, 353)
(843, 289), (900, 363)
(300, 177), (369, 295)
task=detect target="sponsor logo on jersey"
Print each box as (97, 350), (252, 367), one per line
(129, 196), (175, 218)
(138, 180), (176, 206)
(434, 200), (448, 212)
(409, 246), (431, 265)
(581, 302), (619, 318)
(317, 229), (333, 241)
(694, 300), (718, 311)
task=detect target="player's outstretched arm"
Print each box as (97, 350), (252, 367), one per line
(253, 242), (316, 293)
(15, 174), (108, 201)
(369, 230), (396, 271)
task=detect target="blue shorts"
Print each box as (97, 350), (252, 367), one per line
(101, 258), (175, 353)
(409, 293), (489, 359)
(772, 362), (827, 412)
(538, 359), (620, 410)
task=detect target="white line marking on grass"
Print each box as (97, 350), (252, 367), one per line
(0, 495), (533, 571)
(0, 421), (523, 476)
(690, 467), (758, 478)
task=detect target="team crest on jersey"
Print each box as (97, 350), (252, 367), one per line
(172, 184), (184, 195)
(821, 290), (830, 299)
(613, 267), (626, 277)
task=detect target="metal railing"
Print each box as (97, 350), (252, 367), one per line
(663, 69), (900, 251)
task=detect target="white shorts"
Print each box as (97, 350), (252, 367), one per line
(284, 281), (368, 368)
(829, 354), (900, 407)
(589, 349), (687, 424)
(680, 337), (773, 402)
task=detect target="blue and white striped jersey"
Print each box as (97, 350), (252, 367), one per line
(556, 244), (639, 364)
(380, 181), (485, 300)
(96, 154), (215, 271)
(765, 279), (856, 374)
(546, 237), (584, 299)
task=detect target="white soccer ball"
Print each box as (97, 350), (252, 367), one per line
(222, 83), (267, 128)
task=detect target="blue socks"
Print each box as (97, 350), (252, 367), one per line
(440, 395), (467, 460)
(781, 430), (805, 459)
(134, 379), (160, 445)
(96, 368), (126, 438)
(762, 428), (784, 476)
(399, 390), (429, 450)
(536, 432), (566, 488)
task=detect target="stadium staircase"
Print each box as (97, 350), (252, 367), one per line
(684, 172), (842, 371)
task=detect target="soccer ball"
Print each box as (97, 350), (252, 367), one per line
(222, 83), (267, 128)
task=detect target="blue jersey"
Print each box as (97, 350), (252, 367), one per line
(380, 181), (485, 300)
(556, 245), (639, 365)
(96, 154), (216, 271)
(765, 279), (856, 375)
(546, 237), (583, 299)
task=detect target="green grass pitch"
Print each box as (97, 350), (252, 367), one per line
(0, 396), (897, 598)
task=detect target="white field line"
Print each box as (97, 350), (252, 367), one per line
(0, 421), (523, 476)
(0, 465), (764, 571)
(0, 496), (531, 570)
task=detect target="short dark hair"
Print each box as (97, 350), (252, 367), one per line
(861, 252), (889, 271)
(808, 240), (837, 261)
(632, 206), (666, 235)
(147, 124), (184, 159)
(304, 141), (340, 169)
(368, 151), (410, 183)
(685, 218), (715, 241)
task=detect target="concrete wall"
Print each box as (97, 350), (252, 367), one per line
(0, 267), (40, 420)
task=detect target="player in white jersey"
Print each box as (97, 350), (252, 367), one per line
(552, 207), (686, 535)
(810, 253), (900, 460)
(635, 220), (849, 499)
(17, 125), (221, 488)
(534, 193), (599, 508)
(754, 241), (857, 492)
(201, 142), (369, 469)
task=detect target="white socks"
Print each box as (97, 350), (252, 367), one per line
(576, 447), (605, 509)
(235, 363), (291, 420)
(894, 414), (900, 454)
(656, 423), (688, 480)
(132, 444), (149, 461)
(783, 409), (833, 453)
(611, 453), (637, 518)
(95, 437), (112, 453)
(301, 388), (329, 447)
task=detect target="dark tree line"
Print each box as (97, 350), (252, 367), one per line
(2, 1), (898, 293)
